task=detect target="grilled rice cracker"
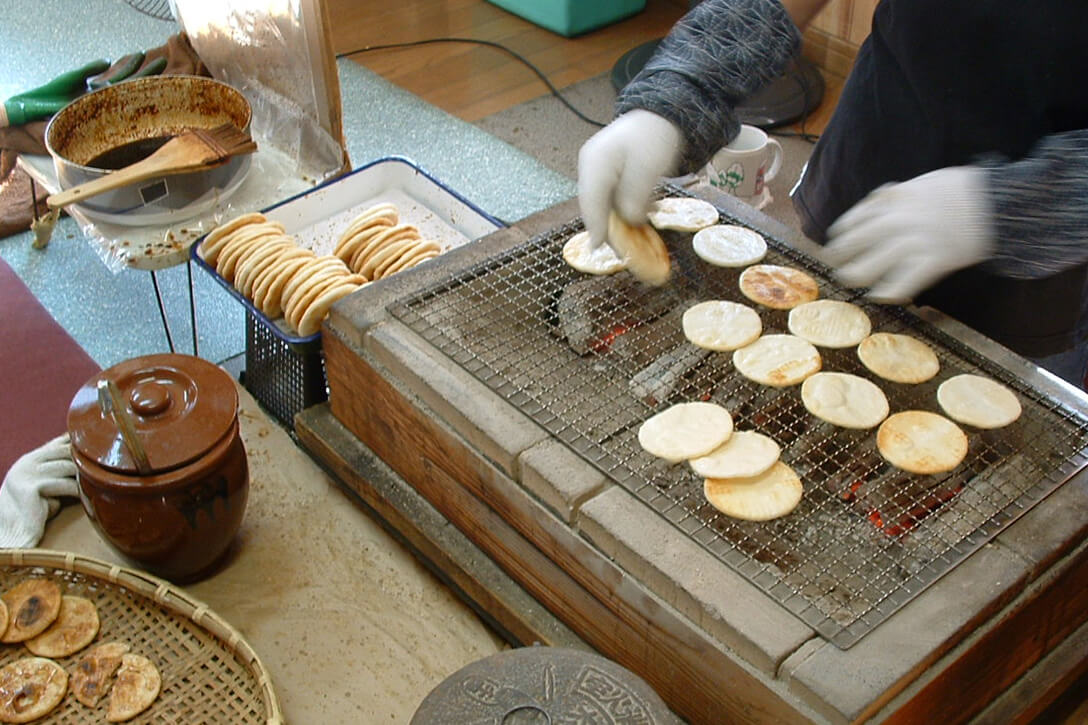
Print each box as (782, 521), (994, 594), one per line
(607, 212), (671, 286)
(24, 595), (100, 658)
(857, 332), (940, 384)
(704, 461), (803, 522)
(739, 264), (819, 310)
(71, 641), (130, 708)
(690, 429), (781, 479)
(0, 657), (68, 723)
(692, 224), (767, 267)
(199, 212), (267, 264)
(638, 401), (734, 463)
(254, 254), (316, 319)
(788, 299), (872, 349)
(682, 300), (762, 351)
(284, 264), (352, 327)
(335, 217), (397, 264)
(334, 202), (399, 255)
(937, 374), (1022, 429)
(877, 410), (968, 474)
(733, 334), (822, 387)
(233, 236), (296, 297)
(359, 231), (421, 279)
(646, 197), (719, 232)
(369, 238), (421, 280)
(1, 579), (61, 643)
(350, 223), (421, 276)
(287, 272), (356, 332)
(107, 654), (161, 723)
(802, 372), (889, 430)
(297, 281), (366, 337)
(280, 257), (349, 312)
(250, 248), (315, 312)
(383, 241), (442, 277)
(215, 224), (288, 282)
(562, 230), (626, 275)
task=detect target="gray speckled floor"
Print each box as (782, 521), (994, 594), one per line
(1, 0), (574, 370)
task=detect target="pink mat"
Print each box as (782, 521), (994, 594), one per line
(0, 256), (99, 478)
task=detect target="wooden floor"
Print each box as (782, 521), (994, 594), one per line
(328, 0), (840, 135)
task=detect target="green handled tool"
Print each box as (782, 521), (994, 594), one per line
(1, 59), (109, 127)
(1, 53), (168, 128)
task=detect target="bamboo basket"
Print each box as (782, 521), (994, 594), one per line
(0, 548), (282, 724)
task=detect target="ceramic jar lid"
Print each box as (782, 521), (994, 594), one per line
(68, 353), (238, 475)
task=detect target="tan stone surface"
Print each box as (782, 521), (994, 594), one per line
(40, 382), (505, 724)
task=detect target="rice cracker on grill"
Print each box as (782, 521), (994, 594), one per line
(692, 224), (767, 267)
(682, 300), (762, 351)
(608, 212), (670, 286)
(858, 332), (940, 384)
(562, 230), (626, 275)
(937, 374), (1022, 429)
(704, 461), (803, 521)
(1, 579), (61, 643)
(25, 595), (100, 658)
(0, 657), (68, 723)
(71, 641), (130, 708)
(638, 401), (734, 462)
(739, 264), (819, 310)
(801, 372), (889, 430)
(690, 430), (781, 479)
(107, 654), (161, 722)
(733, 334), (821, 387)
(646, 196), (719, 232)
(788, 299), (872, 348)
(877, 410), (968, 474)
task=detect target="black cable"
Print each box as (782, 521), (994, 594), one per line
(336, 37), (608, 128)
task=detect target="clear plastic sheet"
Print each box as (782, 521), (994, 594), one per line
(45, 0), (347, 271)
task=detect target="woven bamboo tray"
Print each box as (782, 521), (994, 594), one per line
(0, 549), (282, 724)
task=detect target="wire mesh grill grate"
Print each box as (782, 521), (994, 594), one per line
(389, 198), (1088, 648)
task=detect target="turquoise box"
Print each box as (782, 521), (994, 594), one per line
(486, 0), (647, 37)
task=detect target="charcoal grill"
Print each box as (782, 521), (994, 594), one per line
(305, 189), (1088, 723)
(385, 192), (1088, 649)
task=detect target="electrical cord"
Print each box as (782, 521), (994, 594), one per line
(337, 36), (820, 143)
(336, 37), (608, 128)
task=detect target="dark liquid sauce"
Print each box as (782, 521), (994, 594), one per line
(87, 136), (172, 170)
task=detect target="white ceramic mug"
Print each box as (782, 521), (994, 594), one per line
(706, 124), (784, 199)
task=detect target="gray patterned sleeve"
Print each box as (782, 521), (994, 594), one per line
(615, 0), (802, 174)
(981, 130), (1088, 279)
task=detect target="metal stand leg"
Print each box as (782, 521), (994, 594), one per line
(149, 269), (176, 353)
(187, 260), (199, 357)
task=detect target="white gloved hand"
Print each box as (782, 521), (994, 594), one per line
(578, 110), (683, 250)
(0, 434), (78, 548)
(823, 166), (994, 303)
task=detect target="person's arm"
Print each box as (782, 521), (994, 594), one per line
(616, 0), (805, 175)
(982, 130), (1088, 278)
(822, 130), (1088, 302)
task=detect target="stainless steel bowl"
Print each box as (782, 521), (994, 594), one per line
(45, 75), (252, 226)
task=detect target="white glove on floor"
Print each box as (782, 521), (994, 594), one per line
(578, 110), (683, 250)
(823, 166), (994, 303)
(0, 434), (79, 548)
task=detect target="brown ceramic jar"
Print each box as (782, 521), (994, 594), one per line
(67, 354), (248, 583)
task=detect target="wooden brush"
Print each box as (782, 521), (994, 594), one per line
(47, 123), (257, 210)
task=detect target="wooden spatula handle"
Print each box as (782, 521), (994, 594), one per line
(47, 155), (182, 210)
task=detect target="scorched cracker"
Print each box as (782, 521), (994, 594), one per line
(704, 461), (803, 521)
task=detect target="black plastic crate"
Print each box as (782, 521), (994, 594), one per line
(242, 310), (327, 427)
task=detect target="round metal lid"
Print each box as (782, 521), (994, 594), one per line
(67, 353), (238, 475)
(410, 646), (680, 724)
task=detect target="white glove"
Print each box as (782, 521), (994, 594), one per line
(578, 110), (683, 250)
(823, 166), (994, 303)
(0, 434), (79, 548)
